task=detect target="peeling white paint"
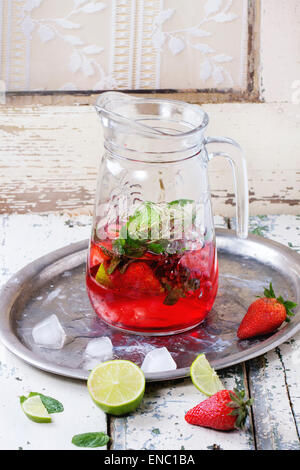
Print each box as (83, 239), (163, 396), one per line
(0, 104), (299, 216)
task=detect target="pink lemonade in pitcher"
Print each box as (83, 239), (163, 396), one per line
(86, 92), (248, 335)
(86, 200), (219, 335)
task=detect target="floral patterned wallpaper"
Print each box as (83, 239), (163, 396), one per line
(0, 0), (249, 91)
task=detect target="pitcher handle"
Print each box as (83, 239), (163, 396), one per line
(204, 136), (249, 239)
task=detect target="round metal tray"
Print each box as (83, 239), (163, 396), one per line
(0, 229), (299, 382)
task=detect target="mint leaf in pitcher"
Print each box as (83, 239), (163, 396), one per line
(112, 199), (196, 258)
(91, 199), (204, 306)
(127, 202), (163, 240)
(163, 287), (184, 306)
(106, 256), (121, 274)
(169, 198), (194, 207)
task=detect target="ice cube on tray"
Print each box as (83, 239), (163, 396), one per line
(32, 314), (66, 349)
(141, 347), (177, 373)
(82, 357), (106, 371)
(85, 337), (113, 362)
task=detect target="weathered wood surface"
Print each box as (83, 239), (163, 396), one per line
(110, 217), (255, 450)
(113, 215), (300, 450)
(0, 214), (107, 450)
(0, 214), (299, 450)
(110, 366), (253, 451)
(245, 215), (300, 450)
(0, 104), (299, 216)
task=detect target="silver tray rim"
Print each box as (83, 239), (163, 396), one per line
(0, 229), (299, 382)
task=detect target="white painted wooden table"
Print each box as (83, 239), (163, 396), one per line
(0, 214), (299, 450)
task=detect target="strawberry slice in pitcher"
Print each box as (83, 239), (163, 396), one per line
(96, 261), (163, 297)
(89, 240), (113, 268)
(180, 243), (212, 278)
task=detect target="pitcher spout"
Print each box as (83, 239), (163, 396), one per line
(95, 91), (169, 137)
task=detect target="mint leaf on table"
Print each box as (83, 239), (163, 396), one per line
(71, 432), (109, 448)
(27, 392), (64, 414)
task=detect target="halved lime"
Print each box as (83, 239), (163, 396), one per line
(190, 354), (224, 396)
(21, 395), (51, 423)
(87, 360), (145, 416)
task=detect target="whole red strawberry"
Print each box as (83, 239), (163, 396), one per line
(185, 389), (253, 431)
(237, 283), (297, 340)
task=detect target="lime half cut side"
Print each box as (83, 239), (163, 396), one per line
(190, 354), (224, 396)
(21, 395), (51, 423)
(87, 360), (145, 416)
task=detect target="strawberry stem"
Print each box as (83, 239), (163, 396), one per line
(227, 388), (253, 429)
(262, 283), (297, 322)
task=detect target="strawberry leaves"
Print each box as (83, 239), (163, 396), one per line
(263, 282), (276, 299)
(227, 389), (253, 429)
(262, 283), (297, 322)
(277, 297), (298, 321)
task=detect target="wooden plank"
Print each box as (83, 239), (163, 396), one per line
(110, 217), (255, 450)
(244, 215), (300, 450)
(248, 352), (300, 450)
(0, 103), (299, 216)
(0, 213), (108, 450)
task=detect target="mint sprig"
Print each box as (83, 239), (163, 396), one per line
(112, 199), (195, 259)
(262, 283), (297, 322)
(95, 199), (200, 305)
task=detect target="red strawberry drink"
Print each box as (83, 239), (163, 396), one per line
(86, 200), (218, 335)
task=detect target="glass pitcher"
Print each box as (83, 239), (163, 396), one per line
(86, 92), (248, 335)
